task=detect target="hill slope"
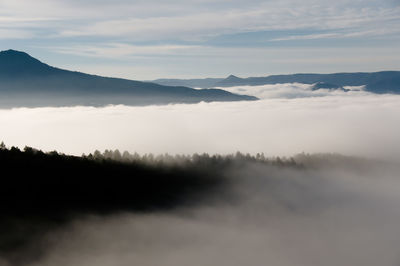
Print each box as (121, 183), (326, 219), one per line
(0, 50), (257, 107)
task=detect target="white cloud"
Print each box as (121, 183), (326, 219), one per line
(217, 83), (370, 99)
(0, 93), (399, 159)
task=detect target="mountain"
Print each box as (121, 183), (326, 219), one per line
(217, 75), (243, 87)
(0, 50), (257, 107)
(151, 72), (400, 94)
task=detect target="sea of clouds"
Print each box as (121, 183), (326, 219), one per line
(0, 84), (399, 160)
(218, 83), (366, 99)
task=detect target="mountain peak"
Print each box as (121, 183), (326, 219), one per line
(226, 74), (241, 80)
(1, 49), (30, 55)
(0, 49), (54, 76)
(0, 49), (37, 62)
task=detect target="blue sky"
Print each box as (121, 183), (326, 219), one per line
(0, 0), (399, 79)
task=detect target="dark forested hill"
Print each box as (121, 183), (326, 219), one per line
(0, 146), (226, 216)
(0, 50), (256, 107)
(152, 72), (400, 93)
(0, 145), (226, 264)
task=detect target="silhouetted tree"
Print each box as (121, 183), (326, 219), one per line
(113, 149), (122, 161)
(93, 150), (102, 159)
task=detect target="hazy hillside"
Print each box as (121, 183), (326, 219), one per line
(0, 50), (256, 107)
(152, 72), (400, 93)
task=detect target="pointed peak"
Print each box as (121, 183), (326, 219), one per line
(0, 49), (40, 63)
(0, 49), (32, 58)
(1, 49), (24, 53)
(225, 74), (242, 81)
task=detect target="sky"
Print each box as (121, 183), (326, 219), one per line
(0, 0), (400, 79)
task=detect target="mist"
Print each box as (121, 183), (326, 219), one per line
(0, 90), (399, 160)
(218, 83), (367, 99)
(4, 156), (400, 266)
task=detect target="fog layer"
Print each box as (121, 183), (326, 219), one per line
(11, 157), (400, 266)
(0, 90), (399, 159)
(218, 83), (367, 99)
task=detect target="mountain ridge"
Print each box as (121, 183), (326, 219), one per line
(152, 71), (400, 94)
(0, 50), (257, 107)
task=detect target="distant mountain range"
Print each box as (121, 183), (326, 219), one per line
(0, 50), (256, 107)
(152, 72), (400, 93)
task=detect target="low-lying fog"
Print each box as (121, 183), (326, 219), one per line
(7, 157), (400, 266)
(218, 83), (366, 99)
(0, 84), (399, 160)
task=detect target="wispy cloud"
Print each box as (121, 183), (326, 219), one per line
(270, 28), (400, 42)
(0, 28), (35, 39)
(2, 0), (399, 41)
(55, 5), (400, 42)
(51, 43), (203, 58)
